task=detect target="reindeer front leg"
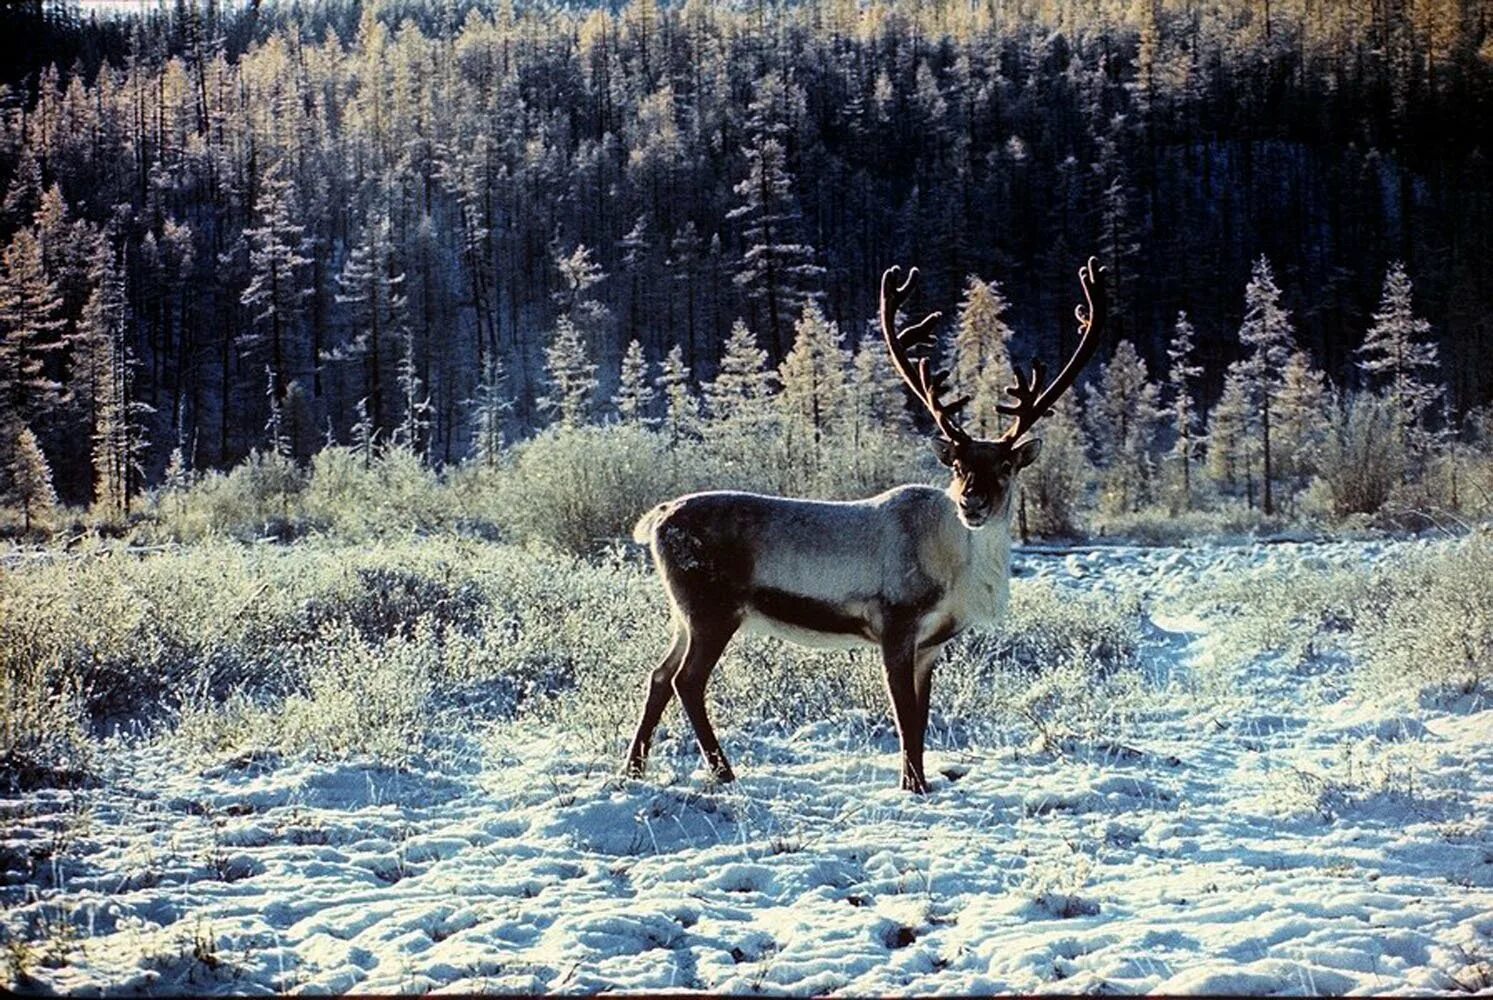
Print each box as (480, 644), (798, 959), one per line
(881, 626), (929, 793)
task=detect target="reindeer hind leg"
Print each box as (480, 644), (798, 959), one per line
(625, 629), (687, 778)
(671, 617), (740, 783)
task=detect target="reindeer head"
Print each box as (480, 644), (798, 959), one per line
(880, 258), (1107, 529)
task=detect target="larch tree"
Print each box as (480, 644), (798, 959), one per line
(1358, 261), (1442, 471)
(1083, 339), (1163, 515)
(541, 316), (599, 429)
(655, 344), (700, 442)
(1236, 255), (1297, 514)
(336, 207), (405, 441)
(80, 247), (145, 517)
(393, 325), (430, 456)
(777, 302), (848, 483)
(467, 354), (512, 468)
(727, 73), (823, 358)
(951, 275), (1016, 439)
(241, 161), (311, 407)
(0, 227), (65, 428)
(703, 319), (777, 469)
(1272, 349), (1329, 507)
(1204, 363), (1260, 505)
(1164, 311), (1203, 511)
(5, 424), (55, 532)
(1017, 392), (1091, 539)
(613, 338), (655, 425)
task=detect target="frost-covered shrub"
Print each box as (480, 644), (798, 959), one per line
(1356, 536), (1492, 705)
(1302, 392), (1405, 519)
(1184, 562), (1387, 681)
(1087, 503), (1291, 545)
(151, 450), (307, 541)
(935, 582), (1144, 746)
(0, 652), (93, 790)
(302, 445), (452, 538)
(483, 424), (715, 554)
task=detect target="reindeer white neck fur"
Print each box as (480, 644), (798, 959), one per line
(625, 259), (1107, 793)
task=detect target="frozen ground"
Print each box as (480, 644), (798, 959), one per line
(4, 538), (1493, 995)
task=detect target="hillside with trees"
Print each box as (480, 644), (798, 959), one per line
(0, 0), (1489, 535)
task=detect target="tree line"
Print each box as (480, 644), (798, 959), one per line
(0, 0), (1489, 518)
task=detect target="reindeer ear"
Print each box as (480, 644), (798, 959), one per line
(930, 438), (959, 467)
(1012, 438), (1042, 470)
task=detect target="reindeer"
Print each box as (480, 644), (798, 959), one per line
(625, 258), (1107, 792)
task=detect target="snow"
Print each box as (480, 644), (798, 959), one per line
(5, 537), (1492, 995)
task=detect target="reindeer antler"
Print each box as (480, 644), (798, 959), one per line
(879, 266), (970, 446)
(997, 256), (1107, 443)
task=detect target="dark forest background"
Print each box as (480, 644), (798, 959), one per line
(0, 0), (1490, 509)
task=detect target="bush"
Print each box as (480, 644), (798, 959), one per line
(1356, 535), (1493, 705)
(151, 450), (307, 542)
(1088, 503), (1293, 545)
(481, 424), (716, 555)
(1303, 392), (1405, 519)
(302, 445), (453, 538)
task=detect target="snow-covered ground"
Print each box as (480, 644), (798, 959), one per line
(4, 538), (1492, 995)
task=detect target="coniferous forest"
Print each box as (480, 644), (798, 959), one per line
(0, 0), (1491, 534)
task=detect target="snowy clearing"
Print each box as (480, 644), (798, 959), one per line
(4, 538), (1492, 996)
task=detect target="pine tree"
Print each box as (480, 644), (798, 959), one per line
(1358, 261), (1442, 470)
(951, 275), (1016, 439)
(1083, 340), (1162, 515)
(542, 315), (598, 428)
(614, 339), (655, 425)
(1236, 255), (1297, 514)
(655, 344), (700, 442)
(1164, 311), (1203, 511)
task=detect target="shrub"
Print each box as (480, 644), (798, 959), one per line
(1303, 392), (1405, 519)
(151, 450), (307, 542)
(302, 445), (452, 538)
(481, 424), (716, 554)
(1356, 535), (1493, 705)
